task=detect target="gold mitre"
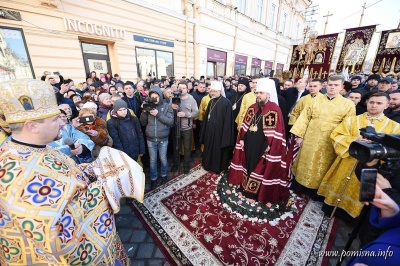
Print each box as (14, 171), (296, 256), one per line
(0, 79), (60, 124)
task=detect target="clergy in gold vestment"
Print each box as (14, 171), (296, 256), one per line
(235, 77), (259, 128)
(288, 79), (322, 125)
(290, 75), (356, 198)
(318, 92), (400, 220)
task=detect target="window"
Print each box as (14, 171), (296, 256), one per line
(135, 48), (174, 79)
(0, 26), (35, 81)
(237, 0), (246, 14)
(281, 13), (287, 34)
(268, 4), (276, 29)
(256, 0), (263, 22)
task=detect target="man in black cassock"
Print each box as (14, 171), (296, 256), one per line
(229, 77), (251, 140)
(200, 81), (234, 174)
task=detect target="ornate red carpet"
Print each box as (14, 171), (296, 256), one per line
(131, 166), (337, 265)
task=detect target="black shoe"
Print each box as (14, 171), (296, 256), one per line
(150, 179), (158, 190)
(184, 165), (189, 174)
(170, 165), (178, 172)
(162, 176), (168, 184)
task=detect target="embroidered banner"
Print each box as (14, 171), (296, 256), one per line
(289, 33), (338, 80)
(371, 29), (400, 75)
(335, 25), (376, 74)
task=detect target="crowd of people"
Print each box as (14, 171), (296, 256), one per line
(0, 69), (400, 265)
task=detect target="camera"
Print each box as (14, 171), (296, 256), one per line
(143, 97), (157, 111)
(79, 115), (95, 124)
(172, 90), (182, 105)
(349, 126), (400, 163)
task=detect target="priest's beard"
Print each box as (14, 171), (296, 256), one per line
(256, 100), (268, 108)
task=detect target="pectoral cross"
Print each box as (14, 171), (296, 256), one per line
(321, 71), (328, 78)
(265, 116), (275, 126)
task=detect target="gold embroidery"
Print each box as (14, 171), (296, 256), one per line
(263, 111), (278, 129)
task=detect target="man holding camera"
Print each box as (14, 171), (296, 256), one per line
(140, 86), (174, 189)
(317, 92), (400, 222)
(171, 82), (198, 174)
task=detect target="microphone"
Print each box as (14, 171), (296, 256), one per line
(64, 138), (76, 150)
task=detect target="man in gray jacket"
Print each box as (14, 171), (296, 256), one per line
(140, 87), (174, 189)
(172, 81), (199, 174)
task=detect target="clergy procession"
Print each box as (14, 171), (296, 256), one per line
(1, 0), (400, 265)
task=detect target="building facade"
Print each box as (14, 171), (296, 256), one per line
(0, 0), (309, 83)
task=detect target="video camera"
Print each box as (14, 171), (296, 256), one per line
(143, 97), (157, 111)
(172, 90), (182, 105)
(349, 126), (400, 163)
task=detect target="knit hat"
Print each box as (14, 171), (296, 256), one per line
(82, 101), (98, 110)
(115, 83), (123, 89)
(99, 93), (111, 103)
(113, 99), (128, 112)
(366, 74), (381, 82)
(351, 76), (362, 82)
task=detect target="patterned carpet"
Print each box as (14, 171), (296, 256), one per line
(131, 165), (337, 265)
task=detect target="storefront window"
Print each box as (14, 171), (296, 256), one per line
(234, 54), (247, 76)
(207, 49), (226, 78)
(251, 58), (261, 76)
(264, 61), (273, 77)
(135, 47), (173, 79)
(0, 26), (35, 82)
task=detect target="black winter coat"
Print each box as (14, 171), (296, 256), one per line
(107, 112), (145, 161)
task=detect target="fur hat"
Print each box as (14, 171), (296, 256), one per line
(113, 99), (128, 112)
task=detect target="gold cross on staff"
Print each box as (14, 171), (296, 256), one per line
(322, 71), (328, 79)
(265, 116), (275, 126)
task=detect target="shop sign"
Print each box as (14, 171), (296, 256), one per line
(207, 49), (227, 63)
(235, 54), (247, 66)
(134, 35), (174, 47)
(252, 58), (261, 67)
(64, 18), (127, 39)
(265, 61), (273, 69)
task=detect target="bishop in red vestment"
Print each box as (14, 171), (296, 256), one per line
(227, 78), (290, 203)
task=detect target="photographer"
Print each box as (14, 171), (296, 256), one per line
(171, 82), (199, 174)
(347, 186), (400, 266)
(317, 92), (400, 223)
(140, 87), (174, 189)
(355, 158), (400, 247)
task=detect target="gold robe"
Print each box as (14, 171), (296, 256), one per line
(198, 95), (211, 121)
(290, 94), (356, 189)
(318, 113), (400, 217)
(0, 141), (144, 265)
(235, 91), (256, 127)
(288, 93), (319, 125)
